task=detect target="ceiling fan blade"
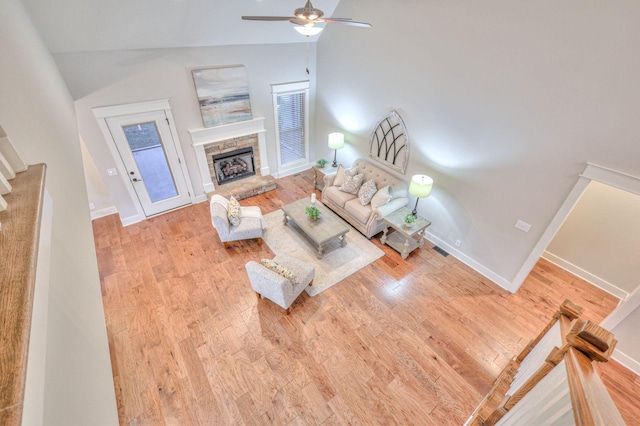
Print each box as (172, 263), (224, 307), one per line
(241, 16), (294, 21)
(321, 19), (372, 27)
(317, 17), (353, 22)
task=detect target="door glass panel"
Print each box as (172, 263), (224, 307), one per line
(123, 122), (178, 203)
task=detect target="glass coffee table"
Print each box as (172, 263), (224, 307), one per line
(281, 198), (349, 259)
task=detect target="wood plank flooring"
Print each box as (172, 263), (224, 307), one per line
(93, 169), (640, 425)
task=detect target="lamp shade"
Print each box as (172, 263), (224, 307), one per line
(408, 174), (433, 198)
(328, 132), (345, 149)
(294, 26), (323, 36)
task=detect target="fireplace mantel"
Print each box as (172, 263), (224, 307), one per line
(189, 117), (269, 193)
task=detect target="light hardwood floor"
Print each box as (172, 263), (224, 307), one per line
(93, 169), (640, 425)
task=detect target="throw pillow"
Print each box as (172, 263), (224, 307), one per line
(333, 164), (348, 187)
(261, 259), (298, 285)
(333, 164), (358, 187)
(227, 196), (241, 226)
(371, 185), (392, 208)
(340, 169), (365, 195)
(358, 179), (378, 206)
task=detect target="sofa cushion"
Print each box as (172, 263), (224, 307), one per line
(344, 198), (373, 225)
(340, 169), (364, 194)
(324, 185), (357, 209)
(227, 196), (241, 226)
(358, 179), (377, 205)
(371, 185), (392, 208)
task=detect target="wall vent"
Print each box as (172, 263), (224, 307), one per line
(433, 246), (449, 257)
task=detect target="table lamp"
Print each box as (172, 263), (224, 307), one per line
(328, 132), (344, 167)
(408, 174), (433, 216)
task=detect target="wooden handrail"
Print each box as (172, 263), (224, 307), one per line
(0, 164), (46, 425)
(465, 300), (626, 426)
(565, 347), (626, 425)
(515, 299), (583, 364)
(468, 300), (581, 424)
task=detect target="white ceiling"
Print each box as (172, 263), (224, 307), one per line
(22, 0), (341, 53)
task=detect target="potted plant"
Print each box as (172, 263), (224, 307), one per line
(403, 213), (416, 228)
(316, 158), (329, 168)
(306, 206), (321, 221)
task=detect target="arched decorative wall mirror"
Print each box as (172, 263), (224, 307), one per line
(368, 110), (409, 174)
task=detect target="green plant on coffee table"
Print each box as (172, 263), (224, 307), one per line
(306, 206), (321, 220)
(316, 158), (329, 168)
(404, 213), (416, 225)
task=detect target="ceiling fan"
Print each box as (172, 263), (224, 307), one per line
(242, 0), (372, 36)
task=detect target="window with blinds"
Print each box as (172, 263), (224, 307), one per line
(276, 92), (306, 165)
(272, 81), (310, 174)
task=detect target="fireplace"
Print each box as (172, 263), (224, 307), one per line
(189, 117), (270, 193)
(213, 147), (256, 185)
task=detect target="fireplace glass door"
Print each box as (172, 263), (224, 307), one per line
(213, 147), (256, 185)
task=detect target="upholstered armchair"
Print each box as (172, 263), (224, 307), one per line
(210, 194), (265, 247)
(245, 253), (315, 313)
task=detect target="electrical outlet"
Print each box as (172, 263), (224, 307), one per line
(515, 220), (531, 233)
(455, 240), (462, 247)
(107, 168), (118, 176)
(89, 203), (96, 210)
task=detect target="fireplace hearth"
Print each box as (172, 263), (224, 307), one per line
(213, 147), (256, 185)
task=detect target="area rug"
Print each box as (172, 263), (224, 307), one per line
(262, 210), (384, 296)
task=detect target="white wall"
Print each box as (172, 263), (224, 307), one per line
(315, 0), (640, 289)
(80, 137), (116, 218)
(53, 43), (317, 223)
(545, 181), (640, 296)
(0, 0), (118, 424)
(612, 305), (640, 375)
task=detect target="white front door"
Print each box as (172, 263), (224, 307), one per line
(106, 111), (191, 216)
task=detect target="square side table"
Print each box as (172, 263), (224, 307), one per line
(313, 165), (338, 190)
(380, 207), (431, 259)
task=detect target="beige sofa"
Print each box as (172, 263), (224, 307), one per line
(321, 158), (409, 239)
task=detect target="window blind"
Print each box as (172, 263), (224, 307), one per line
(276, 91), (306, 165)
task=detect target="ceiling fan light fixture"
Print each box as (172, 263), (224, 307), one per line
(294, 1), (324, 21)
(294, 25), (323, 36)
(242, 1), (371, 29)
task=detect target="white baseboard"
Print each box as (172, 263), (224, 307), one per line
(612, 349), (640, 376)
(117, 197), (208, 226)
(194, 194), (208, 204)
(90, 206), (118, 221)
(541, 251), (629, 300)
(424, 231), (514, 293)
(272, 163), (311, 179)
(121, 213), (144, 227)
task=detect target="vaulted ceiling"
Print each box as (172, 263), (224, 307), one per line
(21, 0), (340, 53)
